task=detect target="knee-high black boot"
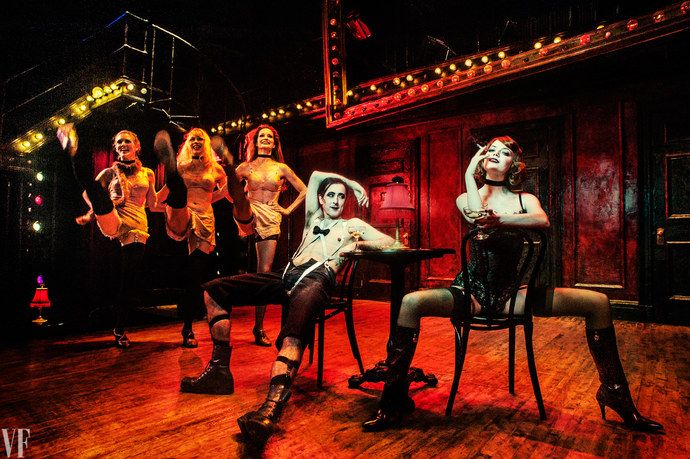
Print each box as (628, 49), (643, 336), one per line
(586, 327), (663, 432)
(180, 314), (234, 394)
(237, 355), (299, 444)
(362, 326), (418, 432)
(154, 130), (187, 209)
(63, 127), (113, 216)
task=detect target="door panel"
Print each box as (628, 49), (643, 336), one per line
(647, 106), (690, 321)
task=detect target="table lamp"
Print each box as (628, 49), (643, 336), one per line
(380, 176), (415, 250)
(30, 275), (50, 324)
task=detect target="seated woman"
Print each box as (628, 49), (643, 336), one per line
(153, 128), (227, 348)
(362, 136), (662, 433)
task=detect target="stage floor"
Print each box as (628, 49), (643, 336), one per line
(1, 300), (687, 457)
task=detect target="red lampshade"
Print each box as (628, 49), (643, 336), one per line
(30, 286), (51, 309)
(380, 180), (414, 213)
(379, 178), (414, 250)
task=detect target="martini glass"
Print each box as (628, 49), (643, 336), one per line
(348, 225), (366, 251)
(463, 207), (491, 240)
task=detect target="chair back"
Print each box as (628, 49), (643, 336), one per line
(458, 228), (546, 327)
(331, 258), (360, 305)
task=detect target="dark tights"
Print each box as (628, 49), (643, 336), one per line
(114, 242), (146, 333)
(178, 250), (213, 331)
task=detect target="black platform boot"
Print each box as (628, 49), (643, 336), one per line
(180, 339), (233, 394)
(586, 327), (663, 432)
(362, 326), (418, 432)
(237, 356), (298, 444)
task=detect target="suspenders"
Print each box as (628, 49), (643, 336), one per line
(282, 219), (348, 292)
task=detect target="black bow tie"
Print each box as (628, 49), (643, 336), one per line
(313, 226), (330, 236)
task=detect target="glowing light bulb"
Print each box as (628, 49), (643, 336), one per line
(553, 36), (562, 44)
(270, 111), (276, 117)
(449, 63), (457, 71)
(127, 84), (134, 90)
(406, 74), (413, 82)
(465, 59), (473, 67)
(393, 77), (401, 85)
(498, 51), (506, 59)
(434, 67), (442, 75)
(36, 172), (44, 182)
(370, 84), (377, 91)
(34, 133), (44, 141)
(32, 221), (41, 232)
(58, 118), (66, 125)
(22, 141), (31, 148)
(262, 113), (268, 119)
(296, 104), (303, 109)
(534, 42), (542, 49)
(481, 56), (489, 63)
(34, 195), (43, 206)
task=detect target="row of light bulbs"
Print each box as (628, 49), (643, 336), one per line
(12, 79), (144, 154)
(211, 98), (324, 135)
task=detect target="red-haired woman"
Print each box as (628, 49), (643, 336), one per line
(362, 136), (662, 433)
(230, 125), (307, 346)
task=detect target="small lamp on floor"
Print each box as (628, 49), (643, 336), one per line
(380, 176), (415, 250)
(31, 275), (50, 325)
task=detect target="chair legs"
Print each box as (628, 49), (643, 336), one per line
(446, 321), (546, 421)
(317, 316), (325, 388)
(445, 322), (471, 416)
(344, 305), (365, 374)
(316, 302), (363, 389)
(508, 325), (515, 395)
(524, 321), (547, 420)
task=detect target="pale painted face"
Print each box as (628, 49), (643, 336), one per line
(318, 183), (347, 220)
(483, 139), (514, 178)
(114, 132), (140, 161)
(256, 128), (275, 154)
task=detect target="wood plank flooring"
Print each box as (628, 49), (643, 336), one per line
(1, 300), (687, 458)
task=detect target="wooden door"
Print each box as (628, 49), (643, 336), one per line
(644, 105), (690, 323)
(354, 138), (420, 299)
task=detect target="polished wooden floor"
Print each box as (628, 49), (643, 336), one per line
(1, 301), (688, 458)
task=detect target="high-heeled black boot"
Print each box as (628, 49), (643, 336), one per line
(586, 327), (663, 432)
(252, 327), (271, 347)
(362, 326), (419, 432)
(181, 328), (198, 348)
(180, 339), (234, 394)
(237, 355), (299, 444)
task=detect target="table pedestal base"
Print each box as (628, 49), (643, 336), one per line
(348, 361), (438, 388)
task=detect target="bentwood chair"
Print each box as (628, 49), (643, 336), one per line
(306, 258), (365, 388)
(445, 228), (548, 420)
